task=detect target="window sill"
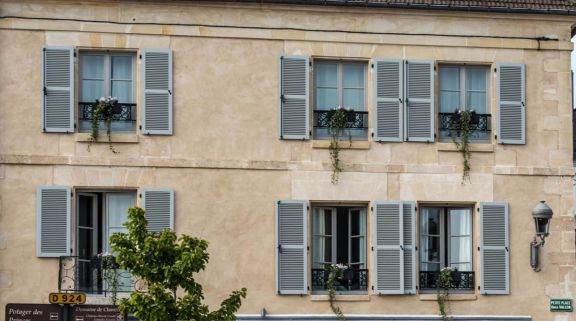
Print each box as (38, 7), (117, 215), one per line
(419, 293), (477, 301)
(437, 142), (493, 153)
(75, 133), (139, 143)
(312, 140), (370, 150)
(310, 294), (370, 302)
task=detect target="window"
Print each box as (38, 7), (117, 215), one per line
(419, 206), (474, 292)
(78, 52), (137, 133)
(311, 206), (367, 294)
(75, 191), (136, 294)
(313, 61), (368, 140)
(438, 66), (491, 142)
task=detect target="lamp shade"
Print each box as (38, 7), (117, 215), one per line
(532, 201), (553, 237)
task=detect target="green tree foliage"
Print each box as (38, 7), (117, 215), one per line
(110, 207), (247, 321)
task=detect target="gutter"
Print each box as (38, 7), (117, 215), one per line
(211, 0), (576, 16)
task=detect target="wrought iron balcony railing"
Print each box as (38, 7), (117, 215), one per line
(438, 112), (491, 141)
(311, 268), (368, 292)
(78, 102), (137, 132)
(59, 256), (139, 295)
(313, 109), (368, 130)
(419, 271), (475, 291)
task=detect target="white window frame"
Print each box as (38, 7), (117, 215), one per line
(313, 60), (367, 111)
(439, 65), (490, 113)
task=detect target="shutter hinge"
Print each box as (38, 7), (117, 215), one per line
(307, 286), (310, 291)
(139, 54), (142, 59)
(371, 63), (374, 69)
(139, 125), (142, 130)
(415, 246), (418, 251)
(505, 246), (509, 252)
(307, 246), (310, 251)
(307, 205), (310, 210)
(139, 193), (142, 198)
(371, 286), (374, 290)
(434, 133), (437, 139)
(280, 94), (285, 103)
(416, 285), (419, 290)
(70, 192), (74, 197)
(43, 48), (46, 52)
(477, 246), (480, 251)
(168, 90), (172, 95)
(74, 123), (77, 129)
(494, 67), (497, 73)
(309, 131), (312, 137)
(494, 134), (498, 140)
(277, 244), (283, 253)
(370, 206), (373, 211)
(73, 51), (77, 58)
(434, 65), (437, 71)
(371, 246), (374, 251)
(478, 286), (481, 290)
(415, 206), (418, 211)
(43, 87), (47, 96)
(371, 132), (374, 137)
(309, 61), (312, 67)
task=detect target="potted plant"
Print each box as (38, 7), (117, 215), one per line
(88, 96), (121, 153)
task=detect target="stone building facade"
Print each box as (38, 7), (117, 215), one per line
(0, 1), (575, 320)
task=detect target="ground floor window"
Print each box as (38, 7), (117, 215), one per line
(74, 191), (135, 294)
(419, 206), (475, 292)
(311, 206), (368, 294)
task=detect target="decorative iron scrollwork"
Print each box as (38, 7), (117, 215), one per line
(311, 268), (369, 292)
(419, 271), (475, 291)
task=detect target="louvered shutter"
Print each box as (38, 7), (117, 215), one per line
(373, 201), (404, 294)
(142, 188), (174, 232)
(142, 49), (173, 135)
(402, 202), (416, 294)
(42, 46), (74, 133)
(374, 59), (403, 142)
(276, 200), (308, 295)
(279, 56), (309, 140)
(405, 60), (434, 142)
(497, 64), (525, 144)
(480, 202), (510, 295)
(37, 186), (71, 257)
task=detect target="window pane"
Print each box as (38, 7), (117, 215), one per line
(78, 228), (93, 257)
(313, 236), (332, 268)
(78, 195), (94, 227)
(81, 80), (104, 102)
(316, 88), (338, 110)
(451, 263), (472, 272)
(440, 90), (460, 113)
(449, 209), (472, 236)
(112, 80), (133, 103)
(422, 262), (440, 272)
(466, 68), (487, 91)
(422, 236), (440, 263)
(421, 208), (440, 235)
(351, 237), (362, 263)
(342, 64), (364, 88)
(466, 92), (486, 114)
(450, 236), (471, 270)
(439, 67), (460, 91)
(343, 88), (364, 111)
(81, 55), (105, 79)
(112, 56), (133, 79)
(315, 63), (337, 87)
(351, 210), (359, 235)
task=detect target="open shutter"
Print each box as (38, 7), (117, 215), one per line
(142, 49), (173, 135)
(402, 202), (416, 294)
(480, 202), (510, 295)
(142, 188), (174, 232)
(373, 59), (403, 142)
(405, 60), (434, 142)
(497, 64), (525, 144)
(42, 46), (74, 133)
(279, 56), (309, 140)
(37, 186), (71, 257)
(276, 200), (308, 295)
(373, 201), (404, 294)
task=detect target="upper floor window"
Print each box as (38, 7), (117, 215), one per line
(313, 61), (368, 140)
(78, 52), (137, 133)
(438, 66), (491, 142)
(311, 206), (368, 294)
(419, 206), (474, 292)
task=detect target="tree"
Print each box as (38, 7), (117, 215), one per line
(110, 207), (247, 321)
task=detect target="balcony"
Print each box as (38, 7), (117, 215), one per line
(78, 102), (137, 133)
(311, 268), (368, 293)
(419, 271), (475, 292)
(313, 109), (369, 140)
(438, 112), (491, 142)
(58, 256), (136, 295)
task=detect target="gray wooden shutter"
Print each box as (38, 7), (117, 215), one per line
(37, 186), (71, 257)
(373, 59), (403, 142)
(42, 46), (74, 133)
(276, 200), (308, 295)
(497, 64), (525, 144)
(373, 201), (404, 294)
(402, 201), (416, 294)
(405, 60), (434, 142)
(279, 56), (309, 140)
(480, 202), (510, 295)
(142, 49), (173, 135)
(142, 188), (174, 232)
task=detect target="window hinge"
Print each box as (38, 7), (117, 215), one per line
(73, 51), (77, 58)
(414, 206), (418, 211)
(307, 205), (310, 210)
(70, 192), (74, 197)
(309, 61), (312, 67)
(434, 65), (437, 71)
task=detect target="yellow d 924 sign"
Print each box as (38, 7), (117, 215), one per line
(49, 292), (86, 304)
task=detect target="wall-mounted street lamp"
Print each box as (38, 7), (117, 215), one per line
(530, 201), (554, 272)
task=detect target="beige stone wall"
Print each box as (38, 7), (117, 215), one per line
(0, 1), (574, 320)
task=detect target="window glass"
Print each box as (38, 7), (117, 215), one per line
(315, 63), (338, 110)
(439, 67), (460, 113)
(420, 207), (441, 272)
(81, 55), (105, 102)
(313, 208), (333, 269)
(111, 56), (134, 103)
(466, 68), (487, 114)
(449, 209), (472, 271)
